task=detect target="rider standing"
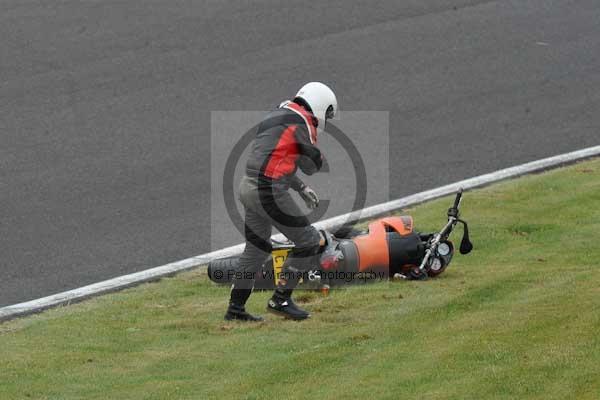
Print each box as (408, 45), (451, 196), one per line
(225, 82), (338, 322)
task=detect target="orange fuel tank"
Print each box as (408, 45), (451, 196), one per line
(351, 216), (414, 272)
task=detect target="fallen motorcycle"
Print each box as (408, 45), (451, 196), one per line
(208, 189), (472, 289)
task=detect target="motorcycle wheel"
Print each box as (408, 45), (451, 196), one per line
(207, 256), (240, 284)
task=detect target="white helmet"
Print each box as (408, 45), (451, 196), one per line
(294, 82), (338, 126)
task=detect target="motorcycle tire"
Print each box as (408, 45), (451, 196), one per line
(207, 256), (240, 284)
(207, 256), (276, 290)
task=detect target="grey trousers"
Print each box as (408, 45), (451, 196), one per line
(234, 175), (321, 293)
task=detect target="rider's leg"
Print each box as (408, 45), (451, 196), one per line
(225, 206), (271, 322)
(264, 190), (322, 320)
(266, 228), (321, 320)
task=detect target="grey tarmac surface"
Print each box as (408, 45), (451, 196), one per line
(1, 0), (599, 307)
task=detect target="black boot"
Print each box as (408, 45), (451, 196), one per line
(224, 287), (263, 322)
(224, 303), (264, 322)
(267, 289), (310, 321)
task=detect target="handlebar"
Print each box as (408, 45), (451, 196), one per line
(448, 188), (464, 218)
(453, 188), (463, 210)
(419, 188), (471, 273)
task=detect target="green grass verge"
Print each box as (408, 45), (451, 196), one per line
(2, 159), (600, 400)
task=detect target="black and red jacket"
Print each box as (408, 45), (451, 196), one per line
(245, 101), (323, 191)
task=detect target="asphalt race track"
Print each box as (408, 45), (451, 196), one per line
(2, 0), (599, 307)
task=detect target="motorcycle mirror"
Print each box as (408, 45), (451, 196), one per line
(458, 219), (473, 255)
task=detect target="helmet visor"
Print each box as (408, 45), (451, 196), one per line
(325, 105), (335, 120)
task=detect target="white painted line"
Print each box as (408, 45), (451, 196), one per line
(1, 145), (599, 322)
(316, 145), (600, 231)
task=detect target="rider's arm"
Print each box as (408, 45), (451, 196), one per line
(290, 175), (306, 192)
(294, 125), (323, 175)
